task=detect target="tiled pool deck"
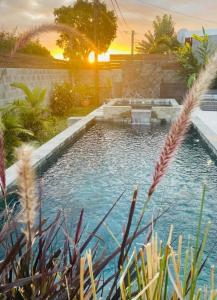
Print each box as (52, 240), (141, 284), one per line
(192, 109), (217, 156)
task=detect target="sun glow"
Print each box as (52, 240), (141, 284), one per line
(53, 52), (65, 60)
(51, 48), (69, 61)
(88, 51), (110, 63)
(88, 43), (130, 64)
(88, 44), (130, 63)
(51, 43), (130, 62)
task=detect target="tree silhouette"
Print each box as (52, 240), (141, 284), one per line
(54, 0), (117, 62)
(137, 14), (180, 54)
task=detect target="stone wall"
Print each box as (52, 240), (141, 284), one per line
(0, 54), (187, 107)
(152, 106), (180, 122)
(75, 68), (123, 99)
(122, 55), (187, 103)
(103, 105), (131, 120)
(0, 68), (71, 106)
(102, 98), (181, 124)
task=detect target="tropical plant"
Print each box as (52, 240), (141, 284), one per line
(0, 106), (33, 164)
(2, 20), (217, 299)
(10, 82), (48, 140)
(137, 14), (180, 54)
(192, 27), (211, 65)
(176, 27), (212, 87)
(176, 42), (200, 88)
(54, 0), (117, 61)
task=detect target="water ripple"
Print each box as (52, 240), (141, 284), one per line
(40, 122), (217, 283)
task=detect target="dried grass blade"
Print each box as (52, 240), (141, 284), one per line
(86, 250), (97, 300)
(80, 256), (86, 300)
(132, 273), (159, 300)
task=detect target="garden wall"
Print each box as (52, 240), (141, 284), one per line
(75, 68), (122, 99)
(0, 67), (71, 106)
(0, 54), (71, 106)
(0, 67), (122, 106)
(0, 54), (187, 107)
(122, 55), (187, 103)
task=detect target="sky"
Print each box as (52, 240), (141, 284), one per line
(1, 0), (217, 59)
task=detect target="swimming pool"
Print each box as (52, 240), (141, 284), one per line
(39, 122), (217, 282)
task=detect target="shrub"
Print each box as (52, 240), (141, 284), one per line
(176, 27), (212, 88)
(50, 82), (78, 116)
(0, 106), (33, 165)
(76, 83), (95, 106)
(10, 82), (48, 140)
(0, 82), (73, 166)
(37, 115), (67, 144)
(0, 30), (51, 57)
(50, 82), (95, 116)
(2, 20), (217, 299)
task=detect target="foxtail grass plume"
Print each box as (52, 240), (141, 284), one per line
(11, 23), (96, 57)
(16, 145), (38, 243)
(148, 51), (217, 197)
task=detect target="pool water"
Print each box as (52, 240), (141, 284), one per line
(40, 122), (217, 283)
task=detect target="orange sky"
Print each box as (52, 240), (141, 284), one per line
(1, 0), (217, 60)
(50, 42), (130, 60)
(40, 32), (132, 61)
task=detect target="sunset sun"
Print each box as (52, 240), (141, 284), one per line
(88, 51), (110, 63)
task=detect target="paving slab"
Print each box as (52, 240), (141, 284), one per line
(192, 109), (217, 156)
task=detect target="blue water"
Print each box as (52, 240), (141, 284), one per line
(40, 122), (217, 283)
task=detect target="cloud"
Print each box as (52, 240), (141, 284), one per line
(1, 0), (217, 52)
(0, 0), (73, 30)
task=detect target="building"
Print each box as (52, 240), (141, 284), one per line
(177, 28), (217, 54)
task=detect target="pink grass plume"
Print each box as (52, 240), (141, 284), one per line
(148, 51), (217, 197)
(11, 23), (96, 57)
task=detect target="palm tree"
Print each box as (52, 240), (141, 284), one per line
(137, 14), (180, 54)
(10, 82), (48, 139)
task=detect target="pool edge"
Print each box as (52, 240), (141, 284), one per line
(5, 108), (102, 192)
(192, 109), (217, 157)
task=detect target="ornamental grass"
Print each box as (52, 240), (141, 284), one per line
(0, 24), (216, 299)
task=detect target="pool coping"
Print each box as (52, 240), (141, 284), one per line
(6, 104), (217, 192)
(5, 107), (103, 192)
(192, 109), (217, 157)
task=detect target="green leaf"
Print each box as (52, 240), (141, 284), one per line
(10, 82), (32, 100)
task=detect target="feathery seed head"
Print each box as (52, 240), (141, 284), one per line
(16, 145), (38, 242)
(11, 23), (96, 57)
(148, 51), (217, 197)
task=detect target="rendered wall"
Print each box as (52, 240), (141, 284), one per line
(0, 68), (71, 106)
(0, 67), (122, 106)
